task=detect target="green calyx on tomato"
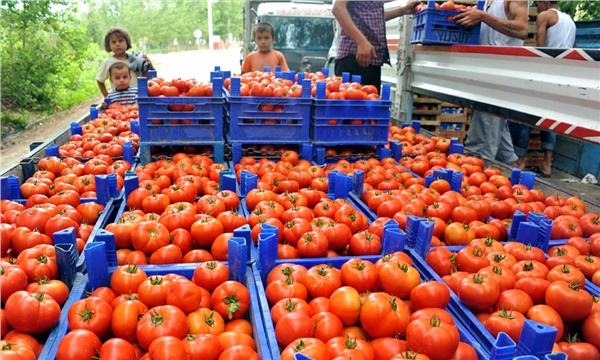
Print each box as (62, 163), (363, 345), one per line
(126, 264), (140, 274)
(561, 265), (572, 274)
(585, 255), (597, 264)
(523, 262), (534, 272)
(38, 256), (49, 264)
(293, 339), (307, 352)
(74, 303), (95, 322)
(472, 246), (483, 257)
(204, 310), (217, 326)
(223, 291), (242, 320)
(150, 275), (163, 285)
(569, 282), (583, 291)
(492, 266), (504, 275)
(429, 314), (443, 327)
(493, 253), (506, 262)
(285, 299), (297, 311)
(150, 309), (165, 326)
(497, 306), (518, 319)
(472, 273), (485, 284)
(484, 237), (495, 246)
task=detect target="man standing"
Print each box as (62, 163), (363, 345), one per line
(510, 1), (576, 176)
(454, 0), (529, 164)
(332, 0), (420, 91)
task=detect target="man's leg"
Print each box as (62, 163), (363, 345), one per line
(539, 130), (556, 175)
(496, 119), (519, 164)
(465, 111), (502, 161)
(509, 123), (531, 169)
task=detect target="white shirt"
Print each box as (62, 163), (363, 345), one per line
(480, 0), (525, 46)
(545, 8), (576, 48)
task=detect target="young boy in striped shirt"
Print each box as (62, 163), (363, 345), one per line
(103, 62), (137, 108)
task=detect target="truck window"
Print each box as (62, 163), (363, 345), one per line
(263, 16), (334, 51)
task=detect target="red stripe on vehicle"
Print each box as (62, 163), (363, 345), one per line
(551, 122), (572, 134)
(414, 45), (545, 58)
(567, 126), (600, 139)
(536, 118), (557, 129)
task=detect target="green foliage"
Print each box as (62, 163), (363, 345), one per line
(559, 1), (600, 21)
(84, 0), (244, 53)
(0, 111), (29, 132)
(1, 0), (102, 113)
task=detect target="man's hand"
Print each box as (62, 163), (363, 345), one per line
(454, 8), (486, 27)
(356, 41), (376, 68)
(403, 0), (422, 15)
(101, 102), (108, 109)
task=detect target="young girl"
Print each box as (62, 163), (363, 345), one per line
(96, 27), (153, 97)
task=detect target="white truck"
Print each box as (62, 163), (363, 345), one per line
(241, 0), (335, 73)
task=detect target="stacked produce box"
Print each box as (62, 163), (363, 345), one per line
(3, 65), (600, 360)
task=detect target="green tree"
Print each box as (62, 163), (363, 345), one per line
(560, 1), (600, 21)
(1, 0), (101, 112)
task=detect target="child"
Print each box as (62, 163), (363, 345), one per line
(241, 22), (289, 73)
(103, 62), (137, 108)
(96, 27), (153, 97)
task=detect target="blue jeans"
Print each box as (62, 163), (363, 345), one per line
(510, 123), (556, 157)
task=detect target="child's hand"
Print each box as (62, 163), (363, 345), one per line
(101, 102), (108, 109)
(143, 54), (153, 70)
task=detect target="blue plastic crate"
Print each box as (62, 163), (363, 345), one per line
(410, 249), (567, 359)
(253, 239), (490, 359)
(137, 77), (225, 143)
(42, 237), (273, 359)
(25, 229), (82, 359)
(411, 1), (484, 45)
(311, 81), (392, 146)
(226, 77), (312, 143)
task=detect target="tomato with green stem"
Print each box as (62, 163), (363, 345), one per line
(360, 292), (410, 339)
(211, 280), (250, 320)
(136, 305), (188, 351)
(457, 273), (500, 311)
(406, 314), (460, 360)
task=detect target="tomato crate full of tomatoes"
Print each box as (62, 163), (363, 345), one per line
(252, 228), (493, 360)
(40, 238), (273, 359)
(137, 76), (225, 143)
(225, 76), (312, 143)
(1, 228), (84, 360)
(411, 0), (484, 45)
(311, 78), (392, 146)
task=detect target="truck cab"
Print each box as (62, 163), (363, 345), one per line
(242, 1), (335, 73)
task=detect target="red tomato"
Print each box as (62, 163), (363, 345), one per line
(99, 338), (137, 360)
(457, 273), (500, 311)
(110, 264), (148, 295)
(406, 314), (460, 360)
(301, 265), (342, 299)
(183, 333), (223, 360)
(136, 305), (188, 351)
(545, 280), (593, 322)
(0, 340), (36, 360)
(329, 286), (361, 326)
(211, 281), (250, 320)
(55, 329), (102, 360)
(527, 304), (564, 342)
(410, 281), (451, 310)
(281, 338), (330, 360)
(360, 292), (410, 338)
(5, 291), (60, 334)
(276, 312), (315, 347)
(485, 307), (526, 342)
(67, 296), (113, 338)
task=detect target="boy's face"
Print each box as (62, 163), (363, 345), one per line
(110, 67), (131, 90)
(254, 31), (274, 53)
(109, 34), (127, 55)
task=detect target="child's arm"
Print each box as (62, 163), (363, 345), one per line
(278, 52), (290, 72)
(142, 54), (154, 77)
(240, 53), (253, 74)
(97, 80), (109, 98)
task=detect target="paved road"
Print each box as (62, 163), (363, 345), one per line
(150, 47), (243, 82)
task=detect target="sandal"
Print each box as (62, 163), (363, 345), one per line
(536, 168), (552, 178)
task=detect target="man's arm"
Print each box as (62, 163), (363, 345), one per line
(455, 0), (529, 40)
(332, 0), (375, 67)
(384, 0), (421, 21)
(535, 11), (549, 47)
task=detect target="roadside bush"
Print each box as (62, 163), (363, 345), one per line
(0, 1), (102, 113)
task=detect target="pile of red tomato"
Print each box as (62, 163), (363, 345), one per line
(268, 255), (479, 360)
(53, 261), (259, 359)
(59, 103), (140, 159)
(427, 237), (600, 358)
(147, 77), (214, 98)
(415, 1), (473, 12)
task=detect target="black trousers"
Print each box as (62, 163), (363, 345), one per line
(334, 55), (382, 91)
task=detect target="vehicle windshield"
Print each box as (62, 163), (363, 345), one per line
(263, 16), (334, 51)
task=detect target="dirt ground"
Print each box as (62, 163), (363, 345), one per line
(0, 95), (104, 170)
